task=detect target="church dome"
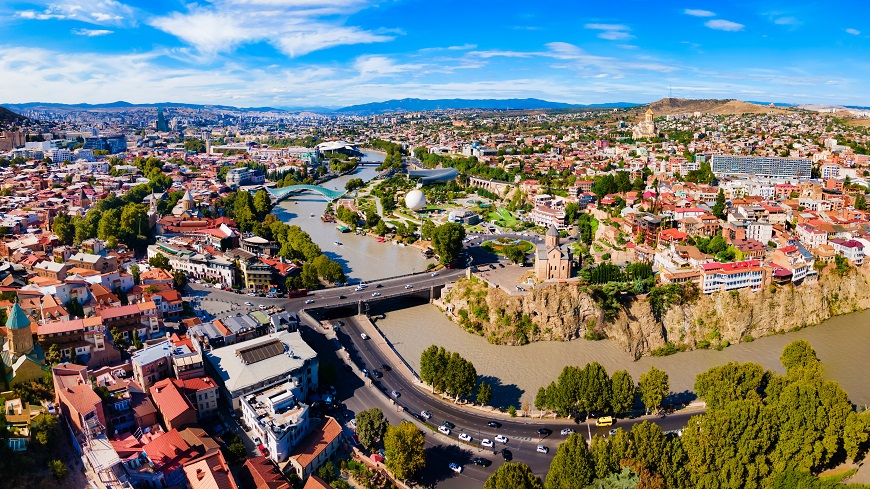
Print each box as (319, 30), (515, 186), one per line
(6, 303), (30, 330)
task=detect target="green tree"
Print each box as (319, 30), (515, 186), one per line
(130, 264), (141, 285)
(355, 408), (388, 451)
(48, 459), (67, 481)
(610, 370), (636, 415)
(65, 299), (84, 319)
(32, 413), (59, 446)
(45, 344), (61, 365)
(420, 345), (448, 392)
(444, 351), (476, 401)
(432, 222), (466, 265)
(111, 327), (128, 350)
(694, 362), (767, 409)
(52, 213), (74, 245)
(545, 433), (596, 489)
(98, 208), (121, 241)
(581, 362), (612, 415)
(638, 366), (669, 414)
(855, 193), (867, 211)
(502, 244), (526, 264)
(149, 253), (172, 270)
(591, 467), (640, 489)
(564, 202), (580, 225)
(374, 219), (387, 236)
(485, 462), (544, 489)
(421, 219), (436, 240)
(477, 381), (493, 406)
(780, 340), (819, 373)
(300, 262), (320, 289)
(133, 330), (144, 350)
(384, 422), (426, 481)
(253, 189), (271, 220)
(712, 188), (726, 220)
(844, 410), (870, 461)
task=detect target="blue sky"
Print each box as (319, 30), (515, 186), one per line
(1, 0), (869, 107)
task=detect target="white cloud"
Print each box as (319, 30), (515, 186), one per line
(585, 23), (634, 41)
(354, 56), (423, 77)
(72, 28), (114, 36)
(683, 9), (716, 17)
(705, 19), (745, 31)
(149, 1), (393, 58)
(846, 28), (861, 35)
(15, 1), (134, 25)
(773, 16), (799, 26)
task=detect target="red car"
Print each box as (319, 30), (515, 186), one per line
(257, 444), (269, 456)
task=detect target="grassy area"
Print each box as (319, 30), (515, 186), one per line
(482, 239), (534, 254)
(487, 208), (519, 228)
(590, 215), (600, 237)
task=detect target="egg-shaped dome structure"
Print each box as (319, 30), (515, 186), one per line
(405, 189), (426, 211)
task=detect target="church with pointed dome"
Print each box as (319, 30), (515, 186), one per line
(171, 190), (202, 218)
(534, 225), (573, 280)
(1, 302), (46, 388)
(632, 108), (658, 139)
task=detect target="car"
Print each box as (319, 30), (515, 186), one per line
(560, 428), (574, 436)
(244, 301), (253, 306)
(499, 263), (505, 268)
(337, 321), (345, 327)
(46, 403), (56, 415)
(609, 429), (618, 436)
(458, 433), (472, 442)
(258, 444), (269, 456)
(442, 421), (455, 430)
(304, 299), (315, 304)
(371, 292), (381, 297)
(449, 463), (462, 474)
(381, 364), (391, 371)
(266, 293), (275, 298)
(247, 292), (256, 296)
(405, 284), (413, 289)
(537, 445), (549, 454)
(501, 449), (513, 461)
(361, 368), (369, 377)
(471, 457), (492, 467)
(431, 271), (439, 276)
(375, 283), (383, 288)
(480, 438), (494, 448)
(360, 332), (369, 340)
(515, 285), (525, 291)
(338, 295), (347, 299)
(349, 419), (357, 429)
(538, 428), (552, 436)
(420, 410), (432, 420)
(372, 369), (382, 378)
(438, 425), (451, 435)
(487, 421), (502, 428)
(494, 435), (509, 444)
(596, 416), (615, 427)
(391, 390), (400, 398)
(258, 304), (267, 310)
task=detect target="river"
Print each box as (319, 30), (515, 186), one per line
(372, 299), (870, 409)
(272, 151), (435, 282)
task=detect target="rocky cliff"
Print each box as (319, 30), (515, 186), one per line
(439, 265), (870, 358)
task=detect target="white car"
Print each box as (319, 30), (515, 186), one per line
(494, 435), (508, 444)
(371, 292), (381, 297)
(431, 271), (439, 276)
(560, 428), (574, 436)
(405, 284), (413, 289)
(438, 425), (451, 435)
(350, 419), (356, 429)
(458, 433), (472, 442)
(258, 304), (267, 310)
(244, 301), (253, 306)
(304, 299), (315, 304)
(361, 333), (369, 340)
(213, 283), (222, 289)
(420, 410), (432, 420)
(480, 438), (494, 448)
(537, 445), (549, 454)
(355, 286), (365, 291)
(449, 463), (462, 474)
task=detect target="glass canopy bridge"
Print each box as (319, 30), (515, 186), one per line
(267, 184), (346, 202)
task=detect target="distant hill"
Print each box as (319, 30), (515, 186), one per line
(1, 101), (290, 113)
(0, 106), (27, 125)
(333, 98), (639, 114)
(635, 98), (790, 117)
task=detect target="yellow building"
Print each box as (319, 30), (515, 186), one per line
(534, 225), (572, 280)
(632, 108), (657, 139)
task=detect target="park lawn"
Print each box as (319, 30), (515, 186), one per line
(590, 215), (600, 237)
(482, 239), (534, 255)
(487, 208), (519, 228)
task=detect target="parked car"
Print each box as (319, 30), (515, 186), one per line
(449, 463), (462, 474)
(494, 435), (509, 444)
(480, 438), (494, 448)
(471, 457), (492, 467)
(609, 429), (618, 436)
(560, 428), (574, 436)
(501, 449), (513, 461)
(458, 433), (472, 442)
(536, 445), (549, 454)
(438, 425), (451, 435)
(258, 444), (269, 456)
(46, 403), (56, 415)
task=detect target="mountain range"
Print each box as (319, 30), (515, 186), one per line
(1, 98), (639, 116)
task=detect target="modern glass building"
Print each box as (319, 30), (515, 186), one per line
(711, 155), (811, 178)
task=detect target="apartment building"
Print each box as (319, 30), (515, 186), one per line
(700, 259), (766, 294)
(711, 155), (812, 178)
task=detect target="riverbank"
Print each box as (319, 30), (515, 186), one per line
(439, 263), (870, 358)
(374, 298), (870, 409)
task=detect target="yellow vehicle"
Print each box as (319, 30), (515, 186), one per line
(596, 416), (615, 427)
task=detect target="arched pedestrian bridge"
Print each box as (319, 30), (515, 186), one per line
(268, 184), (346, 202)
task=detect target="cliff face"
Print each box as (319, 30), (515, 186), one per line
(440, 266), (870, 358)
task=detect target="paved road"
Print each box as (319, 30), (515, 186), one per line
(334, 315), (701, 486)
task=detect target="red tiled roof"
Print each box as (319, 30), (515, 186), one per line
(289, 417), (342, 470)
(150, 379), (196, 422)
(142, 429), (198, 476)
(38, 318), (85, 336)
(98, 304), (141, 320)
(302, 476), (332, 489)
(183, 450), (238, 489)
(242, 457), (290, 489)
